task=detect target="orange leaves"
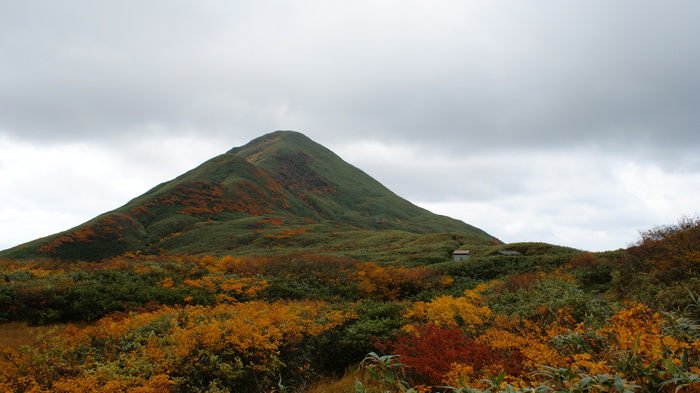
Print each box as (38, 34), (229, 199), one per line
(600, 302), (689, 361)
(49, 374), (176, 393)
(355, 263), (446, 301)
(262, 228), (311, 241)
(277, 228), (310, 236)
(36, 214), (134, 255)
(159, 277), (174, 289)
(182, 275), (269, 302)
(171, 181), (235, 217)
(571, 353), (609, 375)
(230, 180), (276, 216)
(261, 217), (285, 226)
(37, 227), (96, 254)
(128, 205), (151, 218)
(0, 300), (354, 391)
(478, 315), (565, 370)
(140, 179), (283, 219)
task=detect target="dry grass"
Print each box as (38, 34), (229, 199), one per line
(303, 367), (374, 393)
(0, 322), (61, 350)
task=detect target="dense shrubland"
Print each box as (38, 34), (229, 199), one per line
(1, 217), (700, 392)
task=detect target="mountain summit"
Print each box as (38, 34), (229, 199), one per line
(1, 131), (496, 262)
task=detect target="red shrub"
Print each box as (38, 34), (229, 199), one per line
(377, 324), (525, 385)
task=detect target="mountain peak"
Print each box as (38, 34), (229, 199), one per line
(1, 131), (496, 262)
(227, 130), (331, 166)
(228, 130), (312, 151)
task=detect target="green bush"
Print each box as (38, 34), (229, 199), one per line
(327, 300), (408, 371)
(484, 273), (615, 326)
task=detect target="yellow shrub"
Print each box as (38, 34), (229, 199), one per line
(404, 293), (492, 331)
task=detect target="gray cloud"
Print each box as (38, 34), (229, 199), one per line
(2, 2), (698, 148)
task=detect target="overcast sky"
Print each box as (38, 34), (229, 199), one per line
(1, 1), (699, 252)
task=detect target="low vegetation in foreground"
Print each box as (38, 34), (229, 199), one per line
(1, 216), (700, 392)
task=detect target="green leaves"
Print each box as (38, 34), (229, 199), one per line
(358, 352), (415, 393)
(659, 360), (700, 393)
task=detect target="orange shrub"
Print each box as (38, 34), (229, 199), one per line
(0, 300), (355, 392)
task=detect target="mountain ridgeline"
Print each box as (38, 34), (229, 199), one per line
(1, 131), (497, 262)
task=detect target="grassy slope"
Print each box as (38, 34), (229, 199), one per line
(229, 131), (493, 236)
(0, 131), (497, 262)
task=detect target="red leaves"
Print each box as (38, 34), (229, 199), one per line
(377, 324), (526, 385)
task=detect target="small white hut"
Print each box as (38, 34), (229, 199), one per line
(452, 250), (471, 261)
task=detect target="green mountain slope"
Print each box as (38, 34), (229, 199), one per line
(0, 131), (497, 262)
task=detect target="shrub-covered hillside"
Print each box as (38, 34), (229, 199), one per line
(0, 131), (495, 262)
(1, 216), (700, 392)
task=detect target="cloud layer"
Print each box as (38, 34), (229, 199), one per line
(1, 1), (699, 251)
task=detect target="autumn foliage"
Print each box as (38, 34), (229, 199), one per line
(3, 216), (700, 392)
(377, 323), (526, 386)
(624, 215), (700, 282)
(37, 214), (136, 255)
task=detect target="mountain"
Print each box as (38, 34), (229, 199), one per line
(0, 131), (497, 262)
